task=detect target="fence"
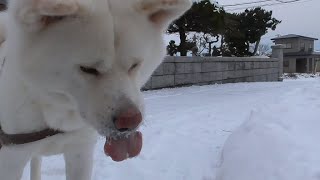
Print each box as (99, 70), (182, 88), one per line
(142, 45), (283, 90)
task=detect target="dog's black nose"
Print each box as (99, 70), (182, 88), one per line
(113, 107), (142, 132)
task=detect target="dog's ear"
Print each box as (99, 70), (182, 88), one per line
(36, 0), (79, 17)
(36, 0), (79, 26)
(13, 0), (80, 30)
(136, 0), (192, 30)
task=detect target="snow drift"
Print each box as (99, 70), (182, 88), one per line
(217, 83), (320, 180)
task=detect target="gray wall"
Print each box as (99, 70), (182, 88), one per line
(274, 38), (314, 53)
(142, 56), (281, 90)
(274, 39), (301, 53)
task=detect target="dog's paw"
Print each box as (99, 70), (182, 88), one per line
(136, 0), (192, 29)
(35, 0), (79, 16)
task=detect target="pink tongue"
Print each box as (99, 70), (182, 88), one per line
(104, 131), (143, 162)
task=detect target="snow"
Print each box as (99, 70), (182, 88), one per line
(216, 79), (320, 180)
(282, 73), (320, 79)
(21, 77), (320, 180)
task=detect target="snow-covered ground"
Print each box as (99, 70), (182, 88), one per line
(22, 77), (320, 180)
(282, 73), (320, 79)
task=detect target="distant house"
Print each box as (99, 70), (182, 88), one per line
(271, 34), (320, 73)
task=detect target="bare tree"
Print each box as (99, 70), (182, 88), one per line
(256, 43), (271, 56)
(190, 33), (206, 56)
(190, 33), (220, 56)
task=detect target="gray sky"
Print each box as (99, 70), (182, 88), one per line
(219, 0), (320, 49)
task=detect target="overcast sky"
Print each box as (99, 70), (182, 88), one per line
(219, 0), (320, 49)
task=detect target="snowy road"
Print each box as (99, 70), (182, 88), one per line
(22, 78), (320, 180)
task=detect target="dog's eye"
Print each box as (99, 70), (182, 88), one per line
(129, 63), (140, 73)
(41, 16), (66, 26)
(80, 66), (100, 76)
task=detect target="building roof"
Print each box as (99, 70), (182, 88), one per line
(271, 34), (318, 41)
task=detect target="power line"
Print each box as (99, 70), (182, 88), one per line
(222, 0), (273, 7)
(275, 0), (300, 3)
(225, 0), (313, 11)
(222, 0), (306, 8)
(226, 2), (283, 11)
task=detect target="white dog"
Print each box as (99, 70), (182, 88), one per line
(0, 0), (191, 179)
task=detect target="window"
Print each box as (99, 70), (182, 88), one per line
(286, 43), (292, 49)
(284, 60), (289, 67)
(309, 43), (313, 52)
(300, 43), (305, 51)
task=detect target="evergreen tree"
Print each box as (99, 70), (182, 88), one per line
(167, 0), (225, 56)
(212, 46), (221, 56)
(224, 7), (281, 56)
(167, 40), (178, 56)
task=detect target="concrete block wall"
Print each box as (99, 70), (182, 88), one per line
(142, 56), (281, 90)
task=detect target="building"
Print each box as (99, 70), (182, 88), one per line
(271, 34), (320, 73)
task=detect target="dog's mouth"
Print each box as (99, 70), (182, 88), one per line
(92, 106), (144, 162)
(104, 131), (143, 162)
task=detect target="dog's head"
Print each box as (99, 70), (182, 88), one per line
(6, 0), (191, 139)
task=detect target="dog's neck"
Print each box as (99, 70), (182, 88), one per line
(0, 55), (48, 134)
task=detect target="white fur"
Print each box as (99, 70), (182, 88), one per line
(0, 0), (191, 179)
